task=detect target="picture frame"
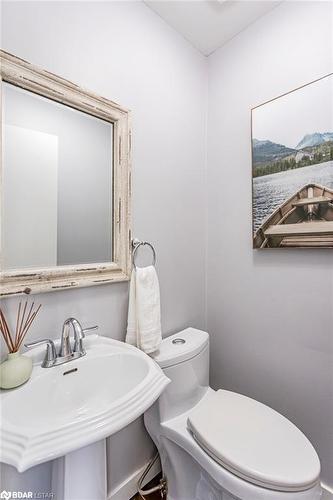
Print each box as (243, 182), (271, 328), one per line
(252, 73), (333, 249)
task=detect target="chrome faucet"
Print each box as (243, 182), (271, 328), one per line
(60, 317), (86, 358)
(25, 318), (98, 368)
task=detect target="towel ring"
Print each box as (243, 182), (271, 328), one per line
(132, 240), (156, 269)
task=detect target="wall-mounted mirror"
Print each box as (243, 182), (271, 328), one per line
(0, 50), (131, 296)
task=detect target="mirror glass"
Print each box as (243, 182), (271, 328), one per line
(2, 82), (113, 270)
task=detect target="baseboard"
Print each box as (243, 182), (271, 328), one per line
(108, 458), (161, 500)
(322, 482), (333, 499)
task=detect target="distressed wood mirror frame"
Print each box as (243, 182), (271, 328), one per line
(0, 50), (132, 297)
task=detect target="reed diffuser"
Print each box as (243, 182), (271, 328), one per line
(0, 301), (41, 389)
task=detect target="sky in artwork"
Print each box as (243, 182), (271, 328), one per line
(252, 74), (333, 148)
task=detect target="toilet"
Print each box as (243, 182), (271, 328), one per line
(144, 328), (322, 500)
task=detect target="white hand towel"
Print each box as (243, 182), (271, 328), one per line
(126, 265), (162, 354)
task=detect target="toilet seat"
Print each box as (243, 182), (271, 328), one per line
(187, 389), (320, 493)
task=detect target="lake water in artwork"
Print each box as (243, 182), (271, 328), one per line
(253, 161), (333, 231)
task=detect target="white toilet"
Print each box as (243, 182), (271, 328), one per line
(144, 328), (322, 500)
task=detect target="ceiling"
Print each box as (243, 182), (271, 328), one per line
(144, 0), (282, 56)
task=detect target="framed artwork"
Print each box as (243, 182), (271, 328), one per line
(252, 73), (333, 248)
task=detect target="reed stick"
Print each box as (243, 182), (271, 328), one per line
(0, 311), (14, 352)
(15, 301), (21, 348)
(0, 301), (41, 353)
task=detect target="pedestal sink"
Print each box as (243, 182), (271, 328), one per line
(0, 334), (170, 499)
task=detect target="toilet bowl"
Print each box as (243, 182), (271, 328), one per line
(144, 328), (322, 500)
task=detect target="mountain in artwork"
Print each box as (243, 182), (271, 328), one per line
(252, 139), (296, 165)
(295, 132), (333, 149)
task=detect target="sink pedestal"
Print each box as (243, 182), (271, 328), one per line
(52, 440), (107, 500)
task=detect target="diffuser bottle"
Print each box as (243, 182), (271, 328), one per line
(0, 351), (33, 389)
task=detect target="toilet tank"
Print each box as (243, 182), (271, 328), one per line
(151, 328), (209, 421)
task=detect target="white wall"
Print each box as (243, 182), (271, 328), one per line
(207, 0), (333, 490)
(1, 1), (207, 495)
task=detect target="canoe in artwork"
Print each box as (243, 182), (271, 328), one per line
(253, 183), (333, 248)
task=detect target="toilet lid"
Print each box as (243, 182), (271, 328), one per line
(187, 390), (320, 492)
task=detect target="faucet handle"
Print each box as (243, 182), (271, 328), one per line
(82, 325), (99, 336)
(73, 325), (98, 356)
(25, 339), (57, 368)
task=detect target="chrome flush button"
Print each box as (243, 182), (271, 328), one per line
(172, 338), (186, 345)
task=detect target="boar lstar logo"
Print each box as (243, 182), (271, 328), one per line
(0, 492), (11, 500)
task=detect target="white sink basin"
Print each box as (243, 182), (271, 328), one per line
(0, 334), (169, 472)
